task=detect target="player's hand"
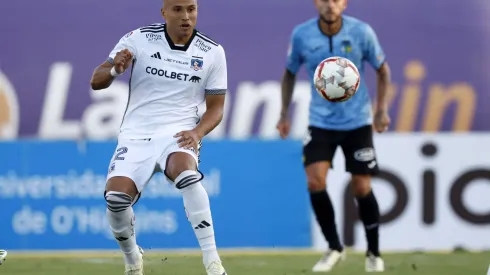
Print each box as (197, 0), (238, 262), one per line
(174, 129), (202, 152)
(374, 110), (391, 133)
(276, 115), (291, 139)
(113, 49), (133, 74)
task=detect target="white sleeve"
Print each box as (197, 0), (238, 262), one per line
(205, 45), (227, 95)
(106, 30), (138, 65)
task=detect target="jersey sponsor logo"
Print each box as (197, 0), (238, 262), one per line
(190, 58), (203, 71)
(354, 147), (375, 162)
(124, 31), (133, 38)
(146, 33), (162, 43)
(189, 76), (201, 83)
(163, 58), (189, 66)
(194, 38), (211, 52)
(145, 66), (190, 81)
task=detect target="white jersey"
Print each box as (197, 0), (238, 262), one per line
(107, 23), (227, 138)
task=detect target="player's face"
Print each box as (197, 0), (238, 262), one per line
(315, 0), (347, 24)
(162, 0), (198, 36)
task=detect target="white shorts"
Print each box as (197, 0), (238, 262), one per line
(106, 133), (199, 193)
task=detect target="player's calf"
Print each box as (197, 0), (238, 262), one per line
(351, 175), (381, 258)
(306, 163), (343, 253)
(105, 177), (143, 269)
(176, 170), (221, 268)
(166, 152), (222, 270)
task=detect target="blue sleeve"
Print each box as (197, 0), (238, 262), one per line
(363, 24), (386, 70)
(285, 27), (303, 74)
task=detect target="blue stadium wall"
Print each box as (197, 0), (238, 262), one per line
(0, 140), (311, 250)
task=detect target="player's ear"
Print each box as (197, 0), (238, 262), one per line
(160, 7), (166, 19)
(313, 0), (320, 9)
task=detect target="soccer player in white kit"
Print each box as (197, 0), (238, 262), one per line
(0, 250), (7, 265)
(90, 0), (228, 274)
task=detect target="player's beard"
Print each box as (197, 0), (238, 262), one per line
(320, 15), (340, 25)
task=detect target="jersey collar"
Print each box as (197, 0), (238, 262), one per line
(163, 24), (197, 52)
(317, 16), (344, 37)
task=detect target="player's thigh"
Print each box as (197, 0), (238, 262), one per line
(303, 126), (338, 191)
(341, 125), (379, 174)
(341, 125), (379, 195)
(106, 138), (158, 196)
(158, 137), (200, 182)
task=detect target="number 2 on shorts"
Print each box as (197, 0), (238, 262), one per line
(114, 147), (128, 160)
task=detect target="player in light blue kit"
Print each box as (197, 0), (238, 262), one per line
(277, 0), (391, 272)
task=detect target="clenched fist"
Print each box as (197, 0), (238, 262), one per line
(276, 116), (291, 139)
(114, 49), (133, 74)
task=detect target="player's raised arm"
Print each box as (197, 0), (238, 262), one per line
(90, 31), (137, 90)
(363, 24), (391, 132)
(194, 45), (228, 138)
(277, 28), (303, 139)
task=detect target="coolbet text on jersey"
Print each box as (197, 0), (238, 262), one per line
(107, 23), (227, 139)
(286, 15), (385, 131)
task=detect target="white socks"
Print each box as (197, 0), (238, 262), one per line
(105, 191), (141, 265)
(176, 170), (221, 266)
(105, 170), (221, 268)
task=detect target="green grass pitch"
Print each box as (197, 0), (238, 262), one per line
(2, 249), (489, 275)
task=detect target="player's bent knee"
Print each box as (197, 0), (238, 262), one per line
(105, 176), (139, 198)
(305, 162), (329, 192)
(351, 176), (372, 197)
(307, 176), (327, 191)
(165, 152), (197, 181)
(105, 191), (133, 213)
(174, 170), (204, 190)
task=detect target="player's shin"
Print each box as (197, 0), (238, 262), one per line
(175, 170), (221, 267)
(356, 190), (381, 256)
(310, 190), (343, 251)
(105, 191), (141, 265)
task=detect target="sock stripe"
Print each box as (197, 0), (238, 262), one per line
(178, 175), (196, 185)
(105, 191), (133, 213)
(177, 179), (199, 189)
(175, 172), (202, 189)
(109, 193), (132, 200)
(107, 205), (130, 212)
(106, 199), (131, 205)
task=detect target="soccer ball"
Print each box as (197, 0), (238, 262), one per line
(313, 57), (360, 102)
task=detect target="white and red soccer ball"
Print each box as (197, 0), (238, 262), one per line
(313, 56), (360, 102)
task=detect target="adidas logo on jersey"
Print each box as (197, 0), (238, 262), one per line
(194, 220), (211, 229)
(151, 52), (162, 59)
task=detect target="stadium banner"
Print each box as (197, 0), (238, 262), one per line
(0, 140), (311, 250)
(312, 133), (490, 252)
(1, 0), (489, 140)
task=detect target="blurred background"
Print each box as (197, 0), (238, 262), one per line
(1, 0), (489, 262)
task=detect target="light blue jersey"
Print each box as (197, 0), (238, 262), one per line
(286, 15), (386, 130)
